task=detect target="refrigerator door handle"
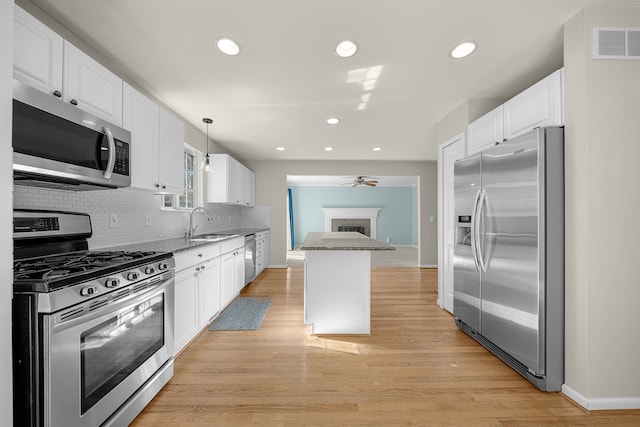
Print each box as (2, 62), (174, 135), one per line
(475, 189), (488, 273)
(470, 189), (481, 271)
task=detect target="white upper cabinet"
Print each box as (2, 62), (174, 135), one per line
(123, 84), (184, 193)
(207, 154), (255, 206)
(467, 69), (564, 154)
(503, 69), (563, 140)
(63, 41), (123, 126)
(238, 166), (256, 207)
(13, 6), (123, 126)
(13, 5), (63, 96)
(158, 108), (185, 194)
(122, 83), (159, 191)
(467, 105), (504, 155)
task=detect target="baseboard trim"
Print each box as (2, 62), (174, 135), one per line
(419, 264), (437, 269)
(562, 384), (640, 410)
(266, 265), (289, 269)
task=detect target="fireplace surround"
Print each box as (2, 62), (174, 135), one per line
(323, 208), (381, 239)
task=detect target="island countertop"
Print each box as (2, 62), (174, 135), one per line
(300, 232), (395, 251)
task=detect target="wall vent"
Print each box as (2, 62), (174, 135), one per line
(593, 27), (640, 60)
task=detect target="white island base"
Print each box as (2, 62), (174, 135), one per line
(304, 250), (371, 334)
(301, 232), (394, 335)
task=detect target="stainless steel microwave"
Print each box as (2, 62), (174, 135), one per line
(12, 80), (131, 191)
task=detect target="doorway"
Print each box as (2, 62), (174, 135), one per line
(286, 175), (419, 267)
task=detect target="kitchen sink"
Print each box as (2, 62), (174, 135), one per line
(187, 233), (240, 242)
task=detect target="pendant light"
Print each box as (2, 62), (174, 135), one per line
(203, 117), (213, 172)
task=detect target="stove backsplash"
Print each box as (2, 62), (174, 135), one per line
(13, 186), (242, 249)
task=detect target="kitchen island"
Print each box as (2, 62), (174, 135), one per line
(301, 232), (395, 334)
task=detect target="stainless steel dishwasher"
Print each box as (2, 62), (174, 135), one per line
(244, 234), (257, 285)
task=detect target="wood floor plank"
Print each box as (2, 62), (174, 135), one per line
(131, 267), (640, 426)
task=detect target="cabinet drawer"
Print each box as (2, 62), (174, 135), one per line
(221, 236), (244, 253)
(256, 230), (269, 240)
(174, 243), (220, 271)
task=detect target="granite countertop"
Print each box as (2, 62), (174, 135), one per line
(300, 232), (395, 251)
(104, 227), (269, 254)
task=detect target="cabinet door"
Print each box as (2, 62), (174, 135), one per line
(262, 237), (270, 269)
(234, 248), (246, 294)
(228, 157), (241, 204)
(63, 41), (123, 126)
(206, 154), (230, 203)
(244, 168), (256, 207)
(123, 83), (159, 191)
(467, 105), (503, 155)
(503, 69), (563, 140)
(198, 257), (221, 328)
(174, 266), (199, 355)
(158, 108), (185, 194)
(220, 252), (236, 308)
(13, 5), (63, 96)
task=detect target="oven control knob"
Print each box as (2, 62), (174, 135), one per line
(80, 286), (98, 297)
(158, 262), (169, 271)
(144, 266), (155, 275)
(105, 278), (120, 288)
(126, 272), (140, 281)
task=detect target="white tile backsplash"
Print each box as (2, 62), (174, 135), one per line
(13, 186), (243, 249)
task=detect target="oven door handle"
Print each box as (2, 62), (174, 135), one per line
(103, 126), (116, 180)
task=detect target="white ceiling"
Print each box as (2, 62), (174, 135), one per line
(287, 175), (417, 187)
(26, 0), (638, 162)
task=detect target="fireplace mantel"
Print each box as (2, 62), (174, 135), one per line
(323, 208), (381, 239)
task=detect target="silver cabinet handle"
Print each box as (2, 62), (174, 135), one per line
(103, 126), (116, 179)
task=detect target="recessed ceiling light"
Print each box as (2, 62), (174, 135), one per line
(326, 117), (340, 125)
(372, 147), (382, 151)
(216, 37), (241, 56)
(324, 147), (334, 152)
(276, 146), (285, 151)
(335, 39), (358, 58)
(450, 41), (476, 59)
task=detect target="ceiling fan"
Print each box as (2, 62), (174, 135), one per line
(342, 176), (379, 187)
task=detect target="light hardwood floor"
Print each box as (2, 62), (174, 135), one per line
(132, 268), (640, 426)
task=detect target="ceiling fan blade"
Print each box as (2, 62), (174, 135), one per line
(364, 182), (377, 186)
(352, 183), (358, 187)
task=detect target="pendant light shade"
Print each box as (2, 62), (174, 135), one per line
(203, 117), (213, 172)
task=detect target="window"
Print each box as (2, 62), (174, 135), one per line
(161, 143), (203, 209)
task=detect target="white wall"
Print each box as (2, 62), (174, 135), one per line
(247, 160), (437, 267)
(563, 6), (640, 408)
(1, 0), (14, 424)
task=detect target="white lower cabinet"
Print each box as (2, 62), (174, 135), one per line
(220, 237), (245, 308)
(174, 267), (199, 355)
(198, 257), (221, 329)
(173, 244), (221, 355)
(256, 230), (270, 276)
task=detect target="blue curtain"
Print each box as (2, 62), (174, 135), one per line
(288, 188), (294, 250)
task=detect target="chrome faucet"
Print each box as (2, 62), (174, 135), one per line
(186, 206), (214, 238)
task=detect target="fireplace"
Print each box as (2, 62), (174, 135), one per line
(323, 208), (381, 239)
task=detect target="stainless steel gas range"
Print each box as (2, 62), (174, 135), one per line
(12, 209), (175, 427)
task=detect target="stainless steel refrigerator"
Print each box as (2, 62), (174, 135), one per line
(453, 126), (564, 391)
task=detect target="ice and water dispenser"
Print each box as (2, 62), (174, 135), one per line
(455, 214), (473, 247)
